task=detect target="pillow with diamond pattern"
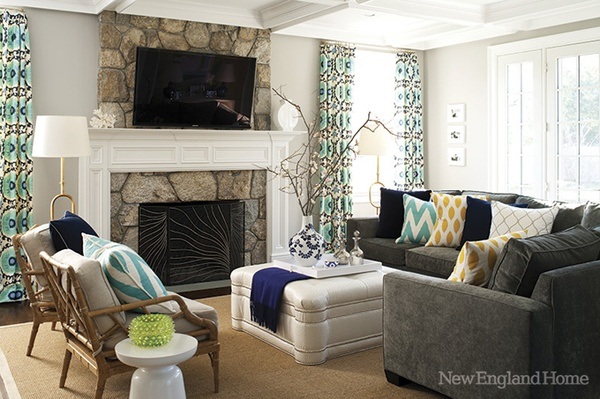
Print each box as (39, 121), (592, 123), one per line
(489, 201), (558, 238)
(83, 234), (174, 314)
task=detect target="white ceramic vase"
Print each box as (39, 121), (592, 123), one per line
(276, 99), (299, 131)
(289, 215), (326, 267)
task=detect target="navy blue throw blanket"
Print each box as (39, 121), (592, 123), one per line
(250, 267), (311, 333)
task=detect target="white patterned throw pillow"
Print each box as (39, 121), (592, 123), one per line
(83, 234), (174, 313)
(396, 194), (437, 244)
(489, 201), (558, 237)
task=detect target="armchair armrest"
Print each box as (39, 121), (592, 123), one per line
(346, 217), (378, 249)
(383, 271), (553, 399)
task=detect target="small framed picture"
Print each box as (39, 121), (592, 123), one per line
(447, 126), (466, 144)
(448, 147), (466, 166)
(447, 104), (465, 123)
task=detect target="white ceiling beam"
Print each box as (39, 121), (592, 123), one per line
(261, 0), (348, 31)
(2, 0), (97, 14)
(354, 0), (485, 27)
(485, 0), (600, 28)
(112, 0), (136, 14)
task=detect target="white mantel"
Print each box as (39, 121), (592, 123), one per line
(78, 128), (304, 261)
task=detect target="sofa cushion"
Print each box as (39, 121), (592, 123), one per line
(448, 231), (527, 287)
(551, 203), (585, 232)
(426, 193), (487, 248)
(514, 195), (554, 209)
(83, 234), (174, 313)
(489, 225), (600, 297)
(581, 202), (600, 228)
(396, 194), (436, 244)
(376, 188), (431, 238)
(19, 223), (56, 302)
(405, 246), (459, 278)
(360, 238), (418, 268)
(490, 201), (558, 237)
(51, 249), (126, 335)
(49, 211), (98, 255)
(462, 190), (518, 204)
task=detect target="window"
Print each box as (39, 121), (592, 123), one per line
(490, 28), (600, 202)
(351, 49), (397, 216)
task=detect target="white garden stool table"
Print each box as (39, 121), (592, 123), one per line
(115, 333), (198, 399)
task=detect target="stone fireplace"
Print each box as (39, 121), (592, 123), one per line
(78, 128), (302, 268)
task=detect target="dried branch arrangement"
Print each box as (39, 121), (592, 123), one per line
(266, 88), (394, 217)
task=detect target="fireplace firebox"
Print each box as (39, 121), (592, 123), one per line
(138, 200), (245, 286)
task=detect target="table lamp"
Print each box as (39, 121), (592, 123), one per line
(32, 115), (91, 219)
(357, 115), (395, 214)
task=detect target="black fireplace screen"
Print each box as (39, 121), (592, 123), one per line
(138, 200), (245, 286)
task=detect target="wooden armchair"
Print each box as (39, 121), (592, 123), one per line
(12, 227), (59, 356)
(40, 250), (220, 399)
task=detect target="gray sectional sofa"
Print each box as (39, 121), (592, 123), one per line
(346, 189), (600, 399)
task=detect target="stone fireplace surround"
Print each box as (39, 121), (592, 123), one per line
(78, 128), (302, 267)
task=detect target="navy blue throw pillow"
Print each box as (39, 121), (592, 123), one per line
(459, 198), (529, 249)
(376, 188), (431, 238)
(49, 211), (98, 255)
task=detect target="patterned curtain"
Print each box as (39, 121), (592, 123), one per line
(318, 42), (355, 251)
(393, 51), (424, 190)
(0, 9), (33, 303)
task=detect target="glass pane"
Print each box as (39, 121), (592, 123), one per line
(521, 62), (533, 93)
(580, 54), (599, 87)
(507, 126), (522, 153)
(522, 93), (534, 123)
(507, 93), (522, 124)
(557, 189), (578, 202)
(558, 56), (577, 88)
(558, 89), (578, 122)
(580, 157), (600, 189)
(521, 156), (535, 187)
(507, 63), (521, 93)
(557, 123), (578, 156)
(580, 87), (600, 121)
(522, 124), (536, 155)
(558, 156), (578, 188)
(581, 122), (600, 155)
(507, 156), (522, 186)
(580, 190), (600, 203)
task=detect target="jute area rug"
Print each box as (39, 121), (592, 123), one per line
(0, 295), (445, 399)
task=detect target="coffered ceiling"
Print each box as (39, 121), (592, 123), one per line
(7, 0), (600, 50)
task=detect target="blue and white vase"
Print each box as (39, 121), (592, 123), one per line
(289, 215), (326, 267)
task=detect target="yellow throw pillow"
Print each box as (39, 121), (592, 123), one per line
(448, 230), (528, 286)
(425, 193), (488, 247)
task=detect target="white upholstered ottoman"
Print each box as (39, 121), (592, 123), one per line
(231, 263), (390, 365)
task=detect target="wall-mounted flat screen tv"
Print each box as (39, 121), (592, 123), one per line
(133, 47), (256, 129)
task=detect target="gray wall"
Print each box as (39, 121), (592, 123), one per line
(424, 18), (600, 191)
(27, 8), (99, 223)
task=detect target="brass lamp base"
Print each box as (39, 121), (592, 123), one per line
(369, 181), (385, 215)
(50, 157), (76, 220)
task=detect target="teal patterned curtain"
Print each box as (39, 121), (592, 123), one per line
(393, 51), (424, 189)
(0, 9), (33, 303)
(318, 42), (355, 251)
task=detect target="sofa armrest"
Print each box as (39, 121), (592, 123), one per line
(383, 271), (553, 399)
(346, 217), (378, 249)
(531, 261), (600, 399)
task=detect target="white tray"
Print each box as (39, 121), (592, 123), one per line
(272, 257), (382, 278)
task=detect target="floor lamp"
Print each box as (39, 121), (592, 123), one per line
(357, 118), (395, 215)
(32, 116), (91, 220)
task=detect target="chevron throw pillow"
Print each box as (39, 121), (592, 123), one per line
(448, 230), (528, 287)
(396, 194), (437, 244)
(490, 201), (558, 237)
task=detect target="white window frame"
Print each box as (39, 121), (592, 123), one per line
(488, 27), (600, 200)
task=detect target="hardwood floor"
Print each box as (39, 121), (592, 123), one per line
(0, 286), (230, 327)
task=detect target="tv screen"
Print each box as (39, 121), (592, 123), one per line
(133, 47), (256, 129)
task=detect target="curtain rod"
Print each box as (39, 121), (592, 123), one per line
(321, 40), (415, 54)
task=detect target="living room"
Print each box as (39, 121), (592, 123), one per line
(2, 1), (600, 398)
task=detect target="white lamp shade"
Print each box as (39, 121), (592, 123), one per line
(33, 116), (91, 158)
(357, 122), (396, 156)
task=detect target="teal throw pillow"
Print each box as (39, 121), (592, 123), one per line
(396, 194), (437, 244)
(83, 234), (174, 313)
